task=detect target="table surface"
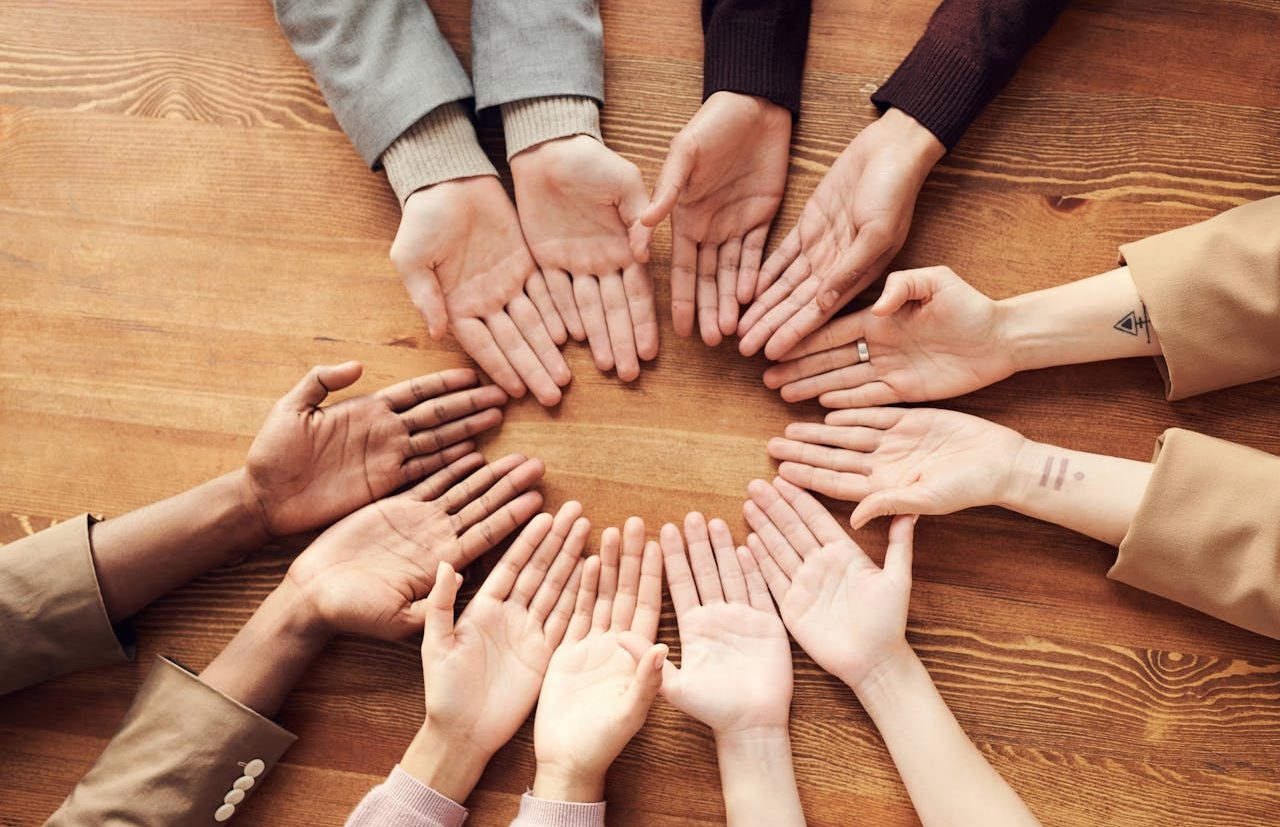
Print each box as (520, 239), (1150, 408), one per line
(2, 0), (1279, 824)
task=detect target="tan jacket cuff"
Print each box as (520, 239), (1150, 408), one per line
(48, 656), (296, 825)
(0, 514), (130, 696)
(1120, 195), (1280, 400)
(380, 101), (498, 205)
(501, 95), (602, 159)
(1111, 428), (1280, 639)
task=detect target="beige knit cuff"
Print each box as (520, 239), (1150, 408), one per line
(380, 101), (498, 205)
(501, 96), (603, 159)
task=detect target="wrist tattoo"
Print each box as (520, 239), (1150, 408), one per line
(1038, 455), (1084, 491)
(1113, 302), (1152, 343)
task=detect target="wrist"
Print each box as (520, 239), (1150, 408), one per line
(995, 436), (1048, 514)
(531, 762), (607, 804)
(847, 642), (922, 718)
(229, 466), (277, 544)
(997, 290), (1061, 374)
(714, 724), (792, 759)
(400, 721), (495, 804)
(878, 107), (946, 175)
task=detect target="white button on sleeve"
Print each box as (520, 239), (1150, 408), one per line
(214, 803), (236, 822)
(243, 758), (265, 778)
(233, 776), (255, 791)
(224, 789), (246, 805)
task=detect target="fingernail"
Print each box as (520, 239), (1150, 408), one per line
(819, 289), (839, 310)
(910, 515), (920, 526)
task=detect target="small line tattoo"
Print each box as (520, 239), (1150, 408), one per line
(1053, 457), (1068, 490)
(1113, 302), (1152, 343)
(1038, 455), (1082, 490)
(1039, 456), (1053, 487)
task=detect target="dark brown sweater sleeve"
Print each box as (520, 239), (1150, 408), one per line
(871, 0), (1068, 150)
(701, 0), (812, 117)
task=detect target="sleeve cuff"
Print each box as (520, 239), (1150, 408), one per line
(501, 96), (602, 159)
(870, 33), (989, 151)
(0, 514), (131, 696)
(380, 101), (498, 205)
(345, 766), (468, 827)
(1111, 429), (1280, 639)
(703, 16), (806, 116)
(510, 793), (606, 827)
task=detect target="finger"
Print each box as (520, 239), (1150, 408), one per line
(763, 287), (839, 362)
(407, 408), (504, 457)
(592, 526), (621, 631)
(498, 502), (584, 603)
(487, 313), (564, 406)
(454, 319), (525, 399)
(766, 437), (869, 474)
(823, 406), (908, 429)
(600, 271), (641, 382)
(410, 451), (487, 501)
(737, 225), (769, 304)
(530, 516), (593, 622)
(819, 381), (901, 409)
(632, 540), (663, 641)
(623, 642), (669, 712)
(610, 516), (647, 633)
(884, 514), (917, 584)
(815, 223), (896, 312)
(742, 499), (802, 578)
(436, 452), (531, 513)
(752, 225), (801, 300)
(542, 558), (586, 648)
(282, 361), (363, 411)
(623, 262), (660, 362)
(736, 546), (775, 613)
(380, 368), (479, 413)
(762, 330), (866, 389)
(525, 270), (569, 345)
(748, 477), (818, 556)
(508, 293), (571, 387)
(423, 561), (459, 648)
(400, 384), (507, 432)
(778, 360), (879, 404)
(545, 268), (586, 341)
(618, 161), (653, 263)
(696, 243), (722, 347)
(683, 512), (724, 604)
(452, 458), (545, 532)
(400, 266), (449, 340)
(784, 422), (883, 452)
(738, 254), (811, 354)
(746, 532), (792, 605)
(716, 237), (742, 336)
(458, 490), (543, 563)
(574, 275), (616, 373)
(671, 231), (698, 337)
(776, 462), (871, 503)
(772, 476), (848, 546)
(659, 522), (698, 618)
(710, 518), (748, 604)
(641, 134), (694, 228)
(565, 554), (601, 642)
(780, 313), (866, 362)
(400, 440), (477, 487)
(850, 486), (939, 530)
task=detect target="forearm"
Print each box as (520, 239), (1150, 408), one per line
(1001, 266), (1163, 373)
(199, 580), (330, 717)
(855, 648), (1039, 827)
(399, 724), (494, 805)
(715, 727), (806, 827)
(999, 438), (1154, 547)
(89, 468), (269, 623)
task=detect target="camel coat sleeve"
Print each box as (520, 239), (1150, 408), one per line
(1121, 195), (1280, 400)
(1111, 428), (1280, 639)
(0, 515), (132, 696)
(46, 656), (297, 826)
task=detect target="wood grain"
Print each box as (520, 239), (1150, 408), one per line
(2, 0), (1279, 825)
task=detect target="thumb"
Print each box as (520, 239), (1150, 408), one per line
(401, 265), (450, 341)
(282, 361), (363, 410)
(850, 486), (936, 530)
(882, 514), (916, 584)
(816, 224), (895, 312)
(618, 163), (655, 264)
(421, 562), (461, 652)
(624, 642), (669, 712)
(640, 136), (695, 229)
(871, 267), (943, 316)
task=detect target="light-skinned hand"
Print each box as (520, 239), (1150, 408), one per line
(283, 452), (546, 640)
(739, 108), (945, 360)
(657, 512), (792, 735)
(511, 135), (658, 382)
(244, 364), (507, 538)
(744, 477), (917, 691)
(532, 517), (667, 802)
(391, 176), (572, 405)
(766, 407), (1026, 529)
(762, 266), (1015, 406)
(636, 92), (792, 346)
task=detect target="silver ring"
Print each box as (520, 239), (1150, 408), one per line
(856, 338), (870, 364)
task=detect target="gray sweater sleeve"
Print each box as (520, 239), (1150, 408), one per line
(272, 0), (474, 167)
(470, 0), (604, 112)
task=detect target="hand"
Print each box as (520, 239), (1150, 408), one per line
(766, 407), (1026, 529)
(637, 92), (791, 346)
(284, 452), (546, 640)
(763, 266), (1017, 407)
(658, 513), (792, 734)
(244, 363), (507, 538)
(743, 477), (917, 691)
(392, 176), (572, 405)
(532, 518), (667, 802)
(739, 108), (946, 360)
(511, 135), (658, 382)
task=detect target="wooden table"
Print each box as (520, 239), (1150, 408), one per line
(2, 0), (1278, 824)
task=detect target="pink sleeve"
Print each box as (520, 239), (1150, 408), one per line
(345, 766), (468, 827)
(508, 793), (606, 827)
